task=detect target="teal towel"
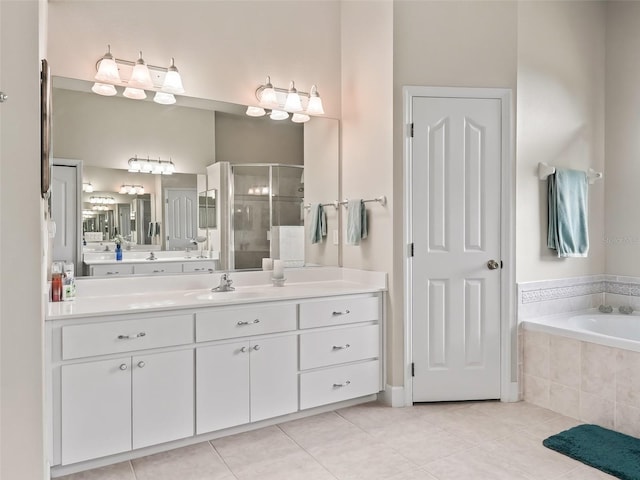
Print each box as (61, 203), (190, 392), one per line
(309, 203), (326, 244)
(547, 168), (589, 257)
(346, 200), (368, 245)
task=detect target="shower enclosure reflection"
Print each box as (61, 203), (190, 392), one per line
(230, 164), (304, 270)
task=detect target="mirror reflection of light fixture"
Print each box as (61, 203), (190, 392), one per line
(91, 45), (185, 104)
(127, 156), (175, 175)
(82, 182), (94, 193)
(119, 184), (145, 195)
(270, 109), (289, 121)
(250, 76), (325, 122)
(89, 196), (116, 205)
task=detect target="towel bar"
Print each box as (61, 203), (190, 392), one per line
(303, 202), (338, 210)
(337, 196), (387, 208)
(538, 162), (602, 185)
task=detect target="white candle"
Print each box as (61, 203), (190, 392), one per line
(262, 258), (273, 271)
(272, 259), (284, 279)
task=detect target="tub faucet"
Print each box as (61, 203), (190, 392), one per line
(598, 305), (613, 313)
(619, 305), (634, 315)
(212, 273), (235, 292)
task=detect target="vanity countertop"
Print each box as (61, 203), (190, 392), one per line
(83, 256), (218, 266)
(46, 267), (387, 320)
(83, 250), (219, 266)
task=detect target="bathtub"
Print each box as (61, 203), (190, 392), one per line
(522, 309), (640, 352)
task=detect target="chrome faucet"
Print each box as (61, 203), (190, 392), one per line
(619, 305), (634, 315)
(146, 252), (156, 261)
(212, 273), (235, 292)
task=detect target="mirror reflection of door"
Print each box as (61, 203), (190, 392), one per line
(165, 188), (197, 251)
(117, 203), (131, 240)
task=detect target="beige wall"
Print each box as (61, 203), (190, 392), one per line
(0, 1), (47, 479)
(516, 0), (606, 282)
(392, 0), (517, 386)
(605, 2), (640, 276)
(47, 1), (341, 118)
(341, 1), (395, 381)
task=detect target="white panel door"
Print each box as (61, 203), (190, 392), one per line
(51, 164), (78, 265)
(61, 358), (131, 464)
(411, 96), (502, 402)
(250, 335), (298, 422)
(196, 342), (250, 434)
(132, 349), (194, 449)
(165, 188), (197, 250)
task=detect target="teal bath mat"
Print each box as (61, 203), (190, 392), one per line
(543, 424), (640, 479)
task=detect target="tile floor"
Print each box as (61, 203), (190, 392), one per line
(57, 400), (617, 480)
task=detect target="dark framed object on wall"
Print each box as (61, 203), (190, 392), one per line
(41, 58), (52, 199)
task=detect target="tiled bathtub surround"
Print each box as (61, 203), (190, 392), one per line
(522, 329), (640, 438)
(518, 275), (640, 321)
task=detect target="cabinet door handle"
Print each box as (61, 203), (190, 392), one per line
(332, 344), (351, 350)
(240, 346), (248, 353)
(252, 344), (261, 351)
(332, 310), (350, 316)
(333, 380), (351, 388)
(153, 269), (164, 273)
(237, 319), (260, 326)
(137, 361), (146, 368)
(118, 332), (146, 340)
(119, 364), (128, 371)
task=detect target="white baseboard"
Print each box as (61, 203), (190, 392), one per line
(380, 385), (406, 407)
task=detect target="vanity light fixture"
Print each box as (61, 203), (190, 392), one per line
(119, 184), (145, 195)
(127, 156), (175, 175)
(249, 76), (325, 123)
(89, 196), (116, 205)
(82, 182), (94, 193)
(91, 45), (185, 105)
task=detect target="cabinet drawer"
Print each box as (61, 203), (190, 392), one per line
(183, 261), (216, 273)
(299, 296), (379, 329)
(62, 315), (194, 360)
(299, 360), (380, 410)
(133, 263), (183, 275)
(91, 264), (134, 277)
(196, 304), (296, 342)
(299, 324), (379, 370)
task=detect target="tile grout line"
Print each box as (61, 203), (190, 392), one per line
(206, 440), (241, 480)
(275, 417), (342, 480)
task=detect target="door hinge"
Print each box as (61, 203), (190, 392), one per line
(409, 243), (414, 257)
(411, 362), (415, 377)
(501, 260), (504, 269)
(410, 123), (414, 138)
(166, 235), (169, 241)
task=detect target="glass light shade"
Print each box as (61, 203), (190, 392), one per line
(291, 113), (310, 123)
(91, 82), (117, 96)
(83, 183), (94, 193)
(128, 53), (154, 89)
(119, 185), (128, 194)
(248, 188), (255, 195)
(306, 95), (325, 115)
(135, 186), (145, 195)
(123, 87), (146, 100)
(162, 59), (185, 94)
(284, 82), (303, 112)
(141, 161), (154, 173)
(246, 106), (266, 117)
(95, 46), (121, 83)
(128, 158), (141, 172)
(153, 91), (176, 105)
(270, 109), (289, 120)
(163, 162), (175, 175)
(152, 163), (164, 174)
(261, 186), (269, 195)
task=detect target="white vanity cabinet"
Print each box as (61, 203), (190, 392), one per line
(61, 349), (194, 465)
(196, 335), (298, 434)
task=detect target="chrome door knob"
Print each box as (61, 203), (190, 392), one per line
(137, 361), (146, 368)
(119, 364), (128, 371)
(487, 260), (500, 270)
(252, 345), (260, 351)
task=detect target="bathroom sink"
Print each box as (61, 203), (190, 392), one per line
(183, 290), (262, 301)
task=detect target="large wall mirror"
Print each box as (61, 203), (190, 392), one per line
(51, 77), (340, 277)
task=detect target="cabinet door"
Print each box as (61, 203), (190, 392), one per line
(250, 336), (298, 422)
(132, 350), (194, 449)
(61, 358), (132, 465)
(196, 342), (250, 434)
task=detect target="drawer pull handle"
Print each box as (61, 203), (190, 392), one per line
(332, 310), (350, 316)
(119, 364), (128, 371)
(237, 319), (260, 326)
(106, 271), (119, 275)
(117, 332), (146, 340)
(153, 269), (164, 273)
(333, 380), (351, 388)
(332, 344), (351, 350)
(252, 344), (261, 351)
(137, 361), (146, 368)
(240, 346), (248, 353)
